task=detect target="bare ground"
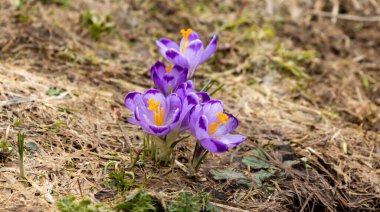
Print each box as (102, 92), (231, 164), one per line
(0, 0), (379, 211)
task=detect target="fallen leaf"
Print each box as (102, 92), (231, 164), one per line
(242, 156), (271, 169)
(210, 169), (250, 186)
(253, 169), (275, 187)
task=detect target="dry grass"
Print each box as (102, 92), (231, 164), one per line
(0, 0), (379, 211)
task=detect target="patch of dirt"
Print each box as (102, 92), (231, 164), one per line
(0, 0), (379, 211)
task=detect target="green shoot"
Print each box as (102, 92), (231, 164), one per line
(80, 10), (114, 40)
(17, 131), (25, 179)
(209, 84), (224, 96)
(200, 79), (213, 92)
(0, 126), (12, 158)
(104, 170), (141, 193)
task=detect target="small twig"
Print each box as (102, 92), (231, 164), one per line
(77, 178), (83, 198)
(128, 148), (143, 170)
(210, 202), (250, 212)
(312, 11), (380, 22)
(331, 0), (339, 23)
(0, 95), (38, 107)
(174, 160), (187, 173)
(88, 151), (123, 160)
(118, 124), (135, 153)
(300, 194), (314, 212)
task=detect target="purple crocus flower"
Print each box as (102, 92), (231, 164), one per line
(189, 100), (246, 153)
(174, 80), (211, 131)
(175, 80), (210, 104)
(124, 89), (181, 136)
(156, 28), (217, 78)
(150, 61), (188, 96)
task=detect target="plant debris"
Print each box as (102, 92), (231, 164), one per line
(0, 0), (379, 211)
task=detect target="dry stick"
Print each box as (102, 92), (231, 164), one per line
(0, 92), (70, 107)
(331, 0), (339, 23)
(312, 11), (380, 22)
(77, 178), (83, 199)
(118, 124), (135, 153)
(210, 202), (250, 212)
(300, 194), (314, 212)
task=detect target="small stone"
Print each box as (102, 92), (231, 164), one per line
(25, 141), (38, 153)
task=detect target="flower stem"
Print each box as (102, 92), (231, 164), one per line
(151, 135), (172, 163)
(188, 143), (209, 176)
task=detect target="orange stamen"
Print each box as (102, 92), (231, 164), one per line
(147, 98), (164, 126)
(165, 66), (171, 73)
(208, 112), (228, 134)
(180, 28), (192, 53)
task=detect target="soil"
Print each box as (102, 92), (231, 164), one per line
(0, 0), (379, 211)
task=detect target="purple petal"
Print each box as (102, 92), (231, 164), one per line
(163, 75), (175, 82)
(185, 92), (199, 106)
(212, 113), (239, 137)
(143, 89), (166, 108)
(174, 80), (195, 101)
(127, 117), (139, 125)
(199, 35), (217, 64)
(156, 39), (180, 61)
(185, 80), (195, 91)
(179, 31), (199, 50)
(168, 65), (188, 91)
(179, 92), (199, 129)
(124, 92), (142, 111)
(158, 38), (179, 50)
(189, 105), (202, 136)
(196, 92), (211, 103)
(218, 134), (246, 148)
(165, 93), (182, 124)
(148, 125), (170, 135)
(199, 115), (207, 131)
(150, 62), (170, 95)
(184, 39), (204, 78)
(199, 138), (228, 153)
(195, 115), (209, 140)
(165, 49), (189, 68)
(202, 100), (223, 123)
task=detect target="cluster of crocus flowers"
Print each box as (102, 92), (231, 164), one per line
(125, 28), (245, 173)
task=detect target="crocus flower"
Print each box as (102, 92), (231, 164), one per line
(189, 100), (246, 153)
(124, 89), (181, 136)
(150, 61), (188, 96)
(156, 28), (217, 78)
(174, 80), (211, 131)
(175, 80), (210, 104)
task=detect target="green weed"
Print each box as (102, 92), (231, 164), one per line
(113, 190), (157, 212)
(37, 0), (70, 8)
(80, 10), (114, 40)
(0, 126), (12, 158)
(56, 196), (101, 212)
(271, 44), (315, 80)
(168, 192), (218, 212)
(104, 170), (141, 193)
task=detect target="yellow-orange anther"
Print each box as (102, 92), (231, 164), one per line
(147, 98), (164, 126)
(180, 28), (193, 53)
(165, 66), (171, 73)
(208, 112), (228, 134)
